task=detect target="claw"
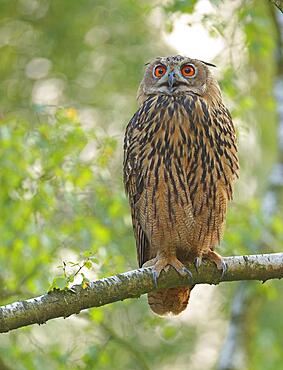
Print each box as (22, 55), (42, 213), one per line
(182, 266), (193, 280)
(170, 264), (192, 279)
(194, 257), (202, 273)
(203, 250), (227, 280)
(144, 255), (193, 287)
(152, 269), (158, 288)
(220, 260), (228, 279)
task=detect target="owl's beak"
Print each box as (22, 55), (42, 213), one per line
(168, 71), (176, 91)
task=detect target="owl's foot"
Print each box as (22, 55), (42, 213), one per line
(143, 256), (192, 288)
(204, 250), (227, 279)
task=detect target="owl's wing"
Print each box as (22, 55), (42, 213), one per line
(123, 110), (150, 268)
(204, 98), (239, 192)
(182, 94), (239, 214)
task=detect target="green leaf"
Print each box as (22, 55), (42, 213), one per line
(84, 260), (93, 269)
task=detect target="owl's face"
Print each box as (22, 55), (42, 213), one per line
(138, 55), (216, 102)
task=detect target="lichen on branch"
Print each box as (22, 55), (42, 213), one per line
(0, 252), (283, 334)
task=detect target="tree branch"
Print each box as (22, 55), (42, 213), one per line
(270, 0), (283, 13)
(0, 252), (282, 334)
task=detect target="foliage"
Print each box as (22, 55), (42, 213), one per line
(0, 0), (282, 369)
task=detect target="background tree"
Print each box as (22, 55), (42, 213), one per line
(0, 0), (282, 369)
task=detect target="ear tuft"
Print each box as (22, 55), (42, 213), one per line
(201, 60), (217, 68)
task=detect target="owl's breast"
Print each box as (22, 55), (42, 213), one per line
(137, 95), (204, 196)
(125, 93), (238, 248)
(134, 93), (236, 224)
(133, 100), (187, 233)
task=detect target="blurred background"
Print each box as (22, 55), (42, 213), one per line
(0, 0), (283, 369)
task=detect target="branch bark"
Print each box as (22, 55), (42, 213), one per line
(0, 253), (282, 334)
(270, 0), (283, 13)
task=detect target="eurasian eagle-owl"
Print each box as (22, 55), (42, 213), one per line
(123, 55), (239, 315)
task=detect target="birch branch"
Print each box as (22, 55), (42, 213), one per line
(270, 0), (283, 13)
(0, 252), (282, 334)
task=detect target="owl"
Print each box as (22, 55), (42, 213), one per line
(123, 55), (239, 315)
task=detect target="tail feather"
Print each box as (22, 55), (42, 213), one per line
(148, 286), (193, 315)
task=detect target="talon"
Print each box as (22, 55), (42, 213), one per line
(145, 255), (191, 286)
(152, 269), (158, 288)
(182, 267), (193, 280)
(142, 258), (160, 288)
(194, 257), (202, 273)
(171, 263), (192, 278)
(220, 260), (228, 279)
(203, 250), (227, 279)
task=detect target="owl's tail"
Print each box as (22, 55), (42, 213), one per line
(148, 286), (193, 315)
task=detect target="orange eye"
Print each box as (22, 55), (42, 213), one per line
(181, 64), (196, 77)
(154, 65), (167, 78)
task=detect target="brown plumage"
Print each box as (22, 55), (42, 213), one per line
(123, 55), (239, 315)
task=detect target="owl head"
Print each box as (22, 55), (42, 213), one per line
(137, 55), (220, 105)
